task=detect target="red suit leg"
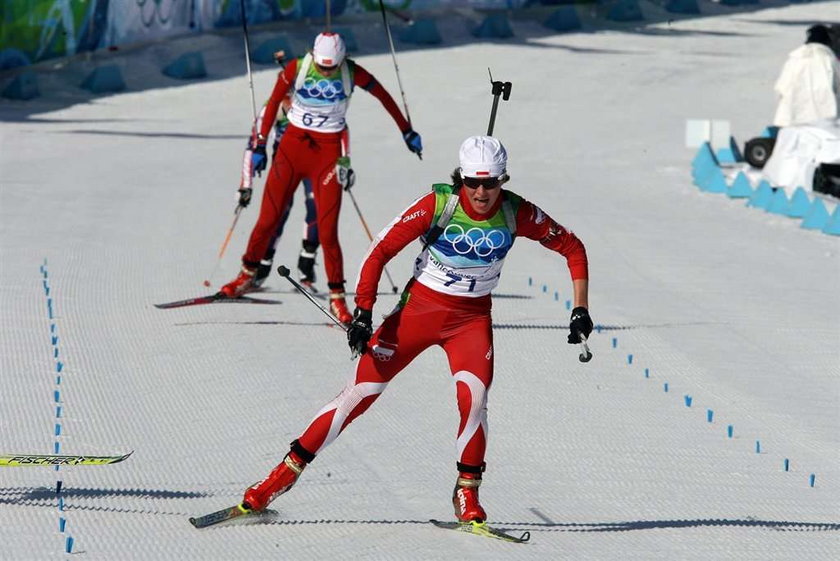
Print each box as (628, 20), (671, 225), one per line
(312, 149), (344, 287)
(242, 137), (304, 267)
(442, 313), (493, 468)
(297, 288), (446, 455)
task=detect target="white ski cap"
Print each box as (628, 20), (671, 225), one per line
(312, 32), (346, 67)
(459, 136), (507, 177)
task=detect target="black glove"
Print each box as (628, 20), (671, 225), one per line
(402, 129), (422, 156)
(251, 144), (267, 177)
(347, 307), (373, 357)
(237, 187), (253, 208)
(567, 307), (593, 344)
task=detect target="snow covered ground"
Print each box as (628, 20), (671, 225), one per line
(1, 3), (839, 559)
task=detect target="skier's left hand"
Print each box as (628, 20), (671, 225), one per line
(567, 307), (593, 344)
(237, 188), (253, 208)
(403, 129), (422, 158)
(336, 156), (356, 191)
(347, 307), (373, 357)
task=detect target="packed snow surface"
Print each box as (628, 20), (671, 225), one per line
(1, 3), (838, 559)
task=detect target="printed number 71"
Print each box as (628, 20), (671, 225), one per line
(444, 272), (476, 292)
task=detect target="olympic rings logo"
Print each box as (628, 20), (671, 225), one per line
(443, 224), (507, 258)
(302, 78), (344, 100)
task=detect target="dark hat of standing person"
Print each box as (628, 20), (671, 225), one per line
(806, 24), (832, 47)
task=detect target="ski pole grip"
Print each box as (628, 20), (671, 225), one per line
(578, 333), (593, 363)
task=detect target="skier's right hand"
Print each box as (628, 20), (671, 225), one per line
(251, 144), (267, 177)
(237, 188), (253, 208)
(347, 307), (373, 357)
(403, 129), (422, 158)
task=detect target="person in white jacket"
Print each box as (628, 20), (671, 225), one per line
(773, 24), (840, 127)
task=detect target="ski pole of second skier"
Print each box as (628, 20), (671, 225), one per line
(578, 333), (593, 363)
(345, 189), (400, 293)
(378, 0), (418, 159)
(239, 0), (258, 124)
(277, 265), (347, 331)
(204, 205), (244, 287)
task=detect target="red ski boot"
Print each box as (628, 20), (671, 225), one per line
(452, 472), (486, 523)
(329, 291), (353, 326)
(242, 452), (306, 512)
(220, 265), (257, 298)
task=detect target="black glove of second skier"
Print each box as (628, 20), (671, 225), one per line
(567, 307), (593, 344)
(347, 307), (373, 357)
(237, 188), (253, 208)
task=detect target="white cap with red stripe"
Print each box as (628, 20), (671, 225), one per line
(312, 32), (346, 67)
(459, 135), (507, 178)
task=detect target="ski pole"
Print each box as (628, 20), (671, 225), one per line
(326, 0), (331, 31)
(378, 0), (420, 159)
(578, 333), (593, 363)
(239, 0), (258, 123)
(487, 69), (512, 136)
(277, 265), (347, 330)
(203, 205), (243, 287)
(206, 1), (256, 288)
(345, 189), (399, 293)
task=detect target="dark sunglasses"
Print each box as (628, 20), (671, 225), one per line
(316, 63), (338, 73)
(462, 176), (502, 189)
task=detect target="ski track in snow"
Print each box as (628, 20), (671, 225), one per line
(1, 3), (839, 560)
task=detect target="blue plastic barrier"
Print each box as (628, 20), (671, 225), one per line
(0, 48), (31, 71)
(703, 167), (728, 194)
(726, 172), (753, 198)
(543, 7), (582, 32)
(472, 13), (514, 38)
(606, 0), (644, 22)
(2, 71), (39, 100)
(163, 52), (207, 79)
(400, 19), (443, 44)
(823, 206), (840, 235)
(766, 188), (790, 215)
(800, 198), (830, 230)
(746, 181), (773, 209)
(785, 187), (811, 218)
(665, 0), (700, 14)
(80, 65), (126, 93)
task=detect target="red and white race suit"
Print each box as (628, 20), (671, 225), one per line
(295, 185), (588, 469)
(239, 57), (410, 290)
